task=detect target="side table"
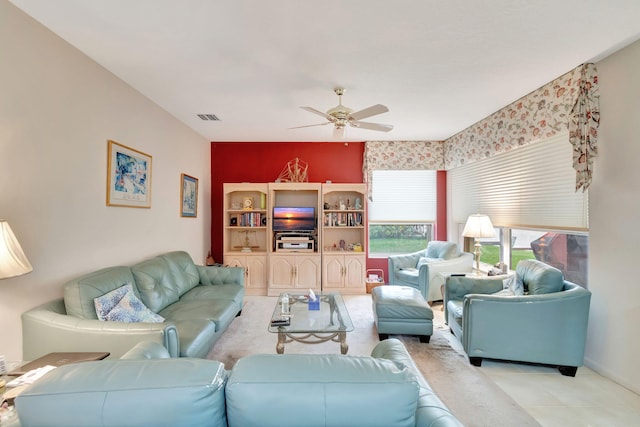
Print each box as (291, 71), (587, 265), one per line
(1, 361), (23, 426)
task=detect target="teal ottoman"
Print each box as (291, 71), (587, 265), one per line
(372, 286), (433, 343)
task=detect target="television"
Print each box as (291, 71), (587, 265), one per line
(273, 206), (315, 232)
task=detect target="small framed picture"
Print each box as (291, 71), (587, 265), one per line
(242, 196), (254, 210)
(180, 174), (198, 217)
(106, 140), (152, 208)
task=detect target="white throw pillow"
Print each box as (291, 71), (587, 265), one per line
(492, 288), (515, 296)
(502, 275), (523, 296)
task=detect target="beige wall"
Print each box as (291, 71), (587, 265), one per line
(588, 39), (640, 393)
(0, 3), (211, 360)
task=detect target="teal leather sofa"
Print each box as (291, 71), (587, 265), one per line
(12, 339), (464, 427)
(21, 251), (245, 359)
(445, 259), (591, 376)
(388, 241), (473, 302)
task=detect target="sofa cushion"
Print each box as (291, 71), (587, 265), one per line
(94, 283), (165, 323)
(396, 268), (419, 285)
(447, 299), (464, 322)
(426, 241), (459, 260)
(63, 266), (137, 320)
(161, 251), (200, 296)
(180, 284), (244, 310)
(159, 298), (237, 332)
(132, 256), (181, 313)
(226, 354), (419, 427)
(516, 259), (564, 295)
(15, 359), (227, 427)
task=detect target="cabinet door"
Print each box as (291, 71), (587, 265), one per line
(344, 255), (365, 289)
(323, 254), (345, 288)
(224, 254), (267, 295)
(270, 256), (295, 288)
(245, 256), (267, 292)
(296, 255), (321, 289)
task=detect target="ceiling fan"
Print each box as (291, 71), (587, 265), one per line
(291, 88), (393, 138)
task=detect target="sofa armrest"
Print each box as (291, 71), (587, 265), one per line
(421, 253), (474, 301)
(444, 275), (504, 322)
(120, 340), (171, 359)
(197, 265), (245, 286)
(22, 299), (179, 360)
(461, 283), (591, 366)
(371, 339), (464, 427)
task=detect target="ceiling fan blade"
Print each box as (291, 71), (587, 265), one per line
(350, 121), (393, 132)
(333, 126), (346, 139)
(348, 104), (389, 121)
(289, 122), (331, 129)
(300, 106), (335, 122)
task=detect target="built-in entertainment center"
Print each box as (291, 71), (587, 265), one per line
(223, 182), (366, 296)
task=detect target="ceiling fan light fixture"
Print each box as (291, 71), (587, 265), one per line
(294, 87), (392, 137)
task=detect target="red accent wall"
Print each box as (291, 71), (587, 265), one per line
(210, 142), (365, 261)
(210, 141), (447, 282)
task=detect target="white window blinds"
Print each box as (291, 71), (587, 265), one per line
(369, 170), (437, 222)
(449, 132), (588, 231)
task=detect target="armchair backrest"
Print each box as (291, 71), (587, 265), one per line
(516, 259), (565, 295)
(425, 241), (459, 260)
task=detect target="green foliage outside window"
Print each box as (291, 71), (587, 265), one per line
(369, 224), (431, 254)
(480, 245), (536, 269)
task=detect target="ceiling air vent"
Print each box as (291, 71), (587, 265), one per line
(197, 114), (220, 121)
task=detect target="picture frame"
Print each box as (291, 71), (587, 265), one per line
(180, 173), (198, 218)
(106, 140), (152, 208)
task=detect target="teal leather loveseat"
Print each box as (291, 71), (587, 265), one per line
(21, 251), (245, 359)
(11, 339), (463, 427)
(445, 259), (591, 376)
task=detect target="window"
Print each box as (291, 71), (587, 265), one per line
(475, 227), (588, 287)
(368, 170), (436, 256)
(450, 133), (589, 287)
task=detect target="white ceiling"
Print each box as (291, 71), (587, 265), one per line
(10, 0), (640, 142)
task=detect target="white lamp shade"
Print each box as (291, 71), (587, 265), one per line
(0, 220), (33, 279)
(462, 214), (496, 239)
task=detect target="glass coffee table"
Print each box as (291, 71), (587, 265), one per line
(268, 292), (353, 354)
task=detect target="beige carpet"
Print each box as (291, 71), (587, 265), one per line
(208, 294), (540, 427)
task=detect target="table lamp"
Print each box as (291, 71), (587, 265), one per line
(462, 214), (495, 271)
(0, 220), (33, 279)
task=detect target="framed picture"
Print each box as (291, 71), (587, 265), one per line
(180, 173), (198, 218)
(106, 140), (152, 208)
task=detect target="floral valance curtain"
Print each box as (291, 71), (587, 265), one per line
(362, 141), (445, 200)
(569, 63), (600, 192)
(364, 64), (599, 197)
(445, 63), (600, 192)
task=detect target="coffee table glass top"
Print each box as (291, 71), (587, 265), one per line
(268, 292), (353, 333)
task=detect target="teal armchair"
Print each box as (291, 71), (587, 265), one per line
(388, 241), (473, 302)
(445, 259), (591, 376)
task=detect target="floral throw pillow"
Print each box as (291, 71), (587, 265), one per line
(94, 283), (165, 323)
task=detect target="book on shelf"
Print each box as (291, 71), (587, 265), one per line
(232, 212), (263, 227)
(323, 212), (362, 227)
